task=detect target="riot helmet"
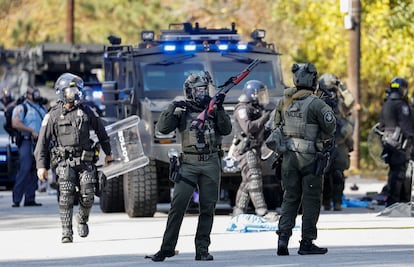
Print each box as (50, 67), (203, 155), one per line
(183, 71), (212, 107)
(318, 73), (339, 92)
(239, 80), (269, 107)
(390, 77), (408, 98)
(54, 73), (84, 104)
(292, 63), (318, 90)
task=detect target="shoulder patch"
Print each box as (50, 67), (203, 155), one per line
(402, 105), (409, 116)
(324, 111), (335, 123)
(41, 113), (50, 127)
(238, 108), (248, 120)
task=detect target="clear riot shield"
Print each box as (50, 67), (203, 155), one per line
(93, 115), (149, 179)
(367, 122), (388, 169)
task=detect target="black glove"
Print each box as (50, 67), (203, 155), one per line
(173, 100), (188, 109)
(215, 93), (226, 110)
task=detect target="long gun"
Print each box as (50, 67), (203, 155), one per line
(191, 58), (261, 129)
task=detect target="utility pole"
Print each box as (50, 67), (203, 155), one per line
(341, 0), (361, 170)
(66, 0), (74, 44)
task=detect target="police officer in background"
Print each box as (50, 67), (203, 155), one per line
(231, 80), (278, 221)
(11, 87), (47, 207)
(148, 72), (232, 262)
(274, 63), (336, 256)
(379, 77), (414, 207)
(318, 73), (355, 211)
(35, 73), (112, 243)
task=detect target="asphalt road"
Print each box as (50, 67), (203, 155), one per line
(1, 176), (414, 267)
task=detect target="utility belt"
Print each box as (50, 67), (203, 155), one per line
(182, 151), (219, 161)
(286, 137), (316, 153)
(52, 147), (96, 167)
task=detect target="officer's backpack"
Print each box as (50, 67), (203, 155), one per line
(3, 96), (27, 145)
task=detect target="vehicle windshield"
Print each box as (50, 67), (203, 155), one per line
(140, 59), (280, 101)
(142, 62), (204, 92)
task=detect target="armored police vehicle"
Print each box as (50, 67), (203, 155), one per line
(100, 22), (286, 217)
(0, 43), (104, 107)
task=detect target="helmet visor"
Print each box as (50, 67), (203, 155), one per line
(257, 89), (269, 106)
(64, 86), (81, 103)
(193, 86), (209, 99)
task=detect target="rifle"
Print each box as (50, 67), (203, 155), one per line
(191, 58), (261, 130)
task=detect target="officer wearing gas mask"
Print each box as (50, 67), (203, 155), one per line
(231, 80), (278, 221)
(148, 72), (232, 262)
(318, 73), (355, 211)
(11, 87), (47, 207)
(35, 73), (112, 243)
(274, 63), (335, 256)
(379, 77), (414, 207)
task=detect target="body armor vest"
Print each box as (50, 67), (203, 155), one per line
(180, 111), (220, 154)
(56, 106), (92, 150)
(283, 95), (319, 141)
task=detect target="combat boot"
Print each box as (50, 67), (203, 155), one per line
(61, 228), (73, 243)
(195, 252), (214, 261)
(147, 250), (176, 262)
(277, 234), (289, 256)
(298, 240), (328, 255)
(76, 214), (89, 238)
(333, 203), (342, 211)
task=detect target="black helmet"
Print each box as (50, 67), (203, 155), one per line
(54, 73), (84, 104)
(239, 80), (269, 106)
(183, 71), (212, 107)
(318, 73), (339, 92)
(292, 63), (318, 90)
(390, 77), (408, 97)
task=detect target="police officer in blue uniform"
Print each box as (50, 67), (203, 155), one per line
(11, 87), (47, 207)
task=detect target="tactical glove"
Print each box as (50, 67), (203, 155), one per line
(173, 100), (188, 109)
(215, 93), (226, 110)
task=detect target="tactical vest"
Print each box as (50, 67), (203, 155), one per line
(180, 111), (220, 154)
(56, 107), (92, 150)
(283, 95), (319, 153)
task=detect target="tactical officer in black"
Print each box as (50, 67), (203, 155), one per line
(35, 73), (112, 243)
(272, 63), (336, 256)
(379, 77), (414, 207)
(148, 72), (232, 262)
(232, 80), (278, 221)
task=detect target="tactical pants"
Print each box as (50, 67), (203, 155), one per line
(57, 161), (96, 237)
(277, 150), (322, 241)
(160, 153), (220, 255)
(322, 169), (345, 208)
(13, 139), (37, 204)
(234, 149), (267, 215)
(387, 162), (411, 206)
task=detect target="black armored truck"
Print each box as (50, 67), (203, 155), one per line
(100, 22), (286, 217)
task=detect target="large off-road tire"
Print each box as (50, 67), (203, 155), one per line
(123, 160), (158, 217)
(99, 175), (125, 213)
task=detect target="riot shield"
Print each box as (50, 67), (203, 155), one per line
(93, 115), (149, 179)
(367, 122), (387, 169)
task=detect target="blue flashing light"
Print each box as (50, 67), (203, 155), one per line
(184, 44), (196, 51)
(218, 44), (229, 51)
(237, 44), (248, 50)
(163, 44), (176, 52)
